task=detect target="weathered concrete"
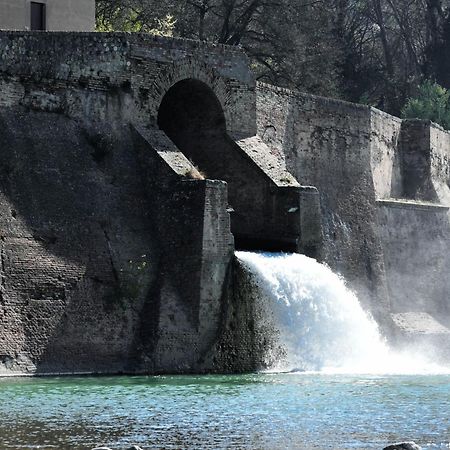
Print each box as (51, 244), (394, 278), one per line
(377, 200), (450, 316)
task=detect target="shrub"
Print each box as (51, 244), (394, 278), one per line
(401, 80), (450, 130)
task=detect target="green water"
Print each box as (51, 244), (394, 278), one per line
(0, 374), (449, 450)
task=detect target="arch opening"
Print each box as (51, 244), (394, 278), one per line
(157, 78), (300, 254)
(157, 79), (227, 179)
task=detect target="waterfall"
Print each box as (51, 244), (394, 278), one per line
(236, 251), (448, 374)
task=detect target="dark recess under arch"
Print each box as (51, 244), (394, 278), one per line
(157, 78), (226, 161)
(157, 78), (299, 253)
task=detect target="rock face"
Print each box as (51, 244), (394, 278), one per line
(0, 30), (449, 375)
(383, 442), (422, 450)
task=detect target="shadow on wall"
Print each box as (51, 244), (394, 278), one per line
(0, 107), (160, 374)
(157, 78), (264, 244)
(157, 78), (303, 253)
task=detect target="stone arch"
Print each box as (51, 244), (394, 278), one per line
(157, 77), (230, 178)
(151, 58), (233, 129)
(158, 78), (226, 138)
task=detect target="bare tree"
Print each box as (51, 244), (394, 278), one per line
(96, 0), (450, 113)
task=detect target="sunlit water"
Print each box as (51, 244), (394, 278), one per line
(0, 374), (449, 449)
(236, 251), (450, 374)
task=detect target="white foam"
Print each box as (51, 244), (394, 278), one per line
(236, 251), (450, 375)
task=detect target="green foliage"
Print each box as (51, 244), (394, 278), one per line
(401, 80), (450, 129)
(96, 6), (176, 36)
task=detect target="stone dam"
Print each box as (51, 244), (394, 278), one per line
(0, 31), (449, 375)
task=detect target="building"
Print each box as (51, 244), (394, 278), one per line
(0, 0), (95, 31)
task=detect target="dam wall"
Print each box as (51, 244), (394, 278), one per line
(256, 84), (391, 320)
(0, 31), (315, 374)
(0, 31), (255, 136)
(0, 31), (248, 374)
(378, 121), (450, 336)
(256, 83), (450, 337)
(0, 31), (449, 374)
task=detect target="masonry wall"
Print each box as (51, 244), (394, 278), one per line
(256, 82), (450, 340)
(0, 0), (95, 32)
(376, 121), (450, 319)
(131, 126), (235, 373)
(0, 109), (161, 374)
(0, 31), (263, 375)
(0, 31), (256, 138)
(0, 105), (238, 375)
(256, 83), (391, 322)
(1, 30), (450, 373)
(369, 108), (403, 200)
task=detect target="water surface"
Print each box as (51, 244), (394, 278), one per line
(1, 373), (449, 449)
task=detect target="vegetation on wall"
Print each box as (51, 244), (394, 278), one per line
(401, 81), (450, 129)
(96, 0), (450, 125)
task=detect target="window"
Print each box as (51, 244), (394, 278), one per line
(30, 2), (46, 31)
